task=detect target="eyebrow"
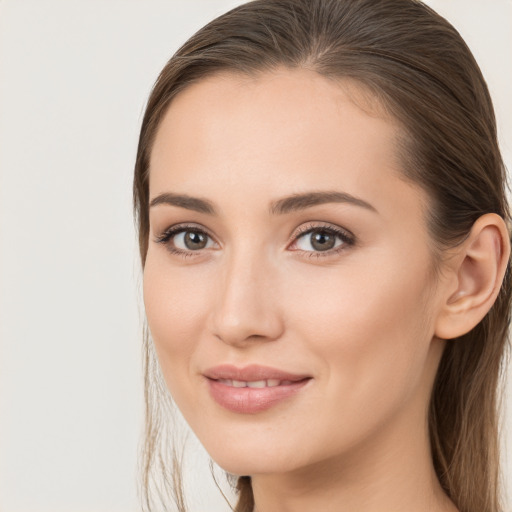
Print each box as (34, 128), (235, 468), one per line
(270, 191), (377, 215)
(149, 190), (377, 215)
(149, 192), (216, 214)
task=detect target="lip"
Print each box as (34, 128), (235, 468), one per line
(203, 364), (312, 414)
(203, 364), (310, 382)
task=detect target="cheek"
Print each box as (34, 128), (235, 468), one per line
(291, 250), (433, 344)
(289, 252), (436, 422)
(142, 251), (212, 383)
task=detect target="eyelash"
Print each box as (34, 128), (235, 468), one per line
(155, 224), (214, 258)
(154, 222), (356, 259)
(290, 223), (355, 258)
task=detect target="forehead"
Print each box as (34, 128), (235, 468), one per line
(149, 67), (425, 221)
(150, 68), (398, 169)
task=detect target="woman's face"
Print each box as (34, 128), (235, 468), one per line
(144, 68), (449, 476)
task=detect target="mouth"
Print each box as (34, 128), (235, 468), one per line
(214, 378), (299, 388)
(203, 363), (311, 382)
(203, 364), (312, 414)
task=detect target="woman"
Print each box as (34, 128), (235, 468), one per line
(133, 0), (511, 511)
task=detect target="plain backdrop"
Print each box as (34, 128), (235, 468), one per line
(0, 1), (510, 511)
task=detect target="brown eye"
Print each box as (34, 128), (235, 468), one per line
(182, 231), (209, 250)
(157, 227), (216, 252)
(309, 230), (336, 251)
(295, 228), (344, 252)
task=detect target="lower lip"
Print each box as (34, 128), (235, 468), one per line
(206, 378), (311, 414)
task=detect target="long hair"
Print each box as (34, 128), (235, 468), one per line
(133, 1), (512, 511)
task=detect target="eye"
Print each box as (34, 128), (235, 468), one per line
(290, 224), (355, 255)
(174, 230), (213, 251)
(155, 224), (217, 255)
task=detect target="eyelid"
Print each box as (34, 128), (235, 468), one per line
(155, 222), (214, 241)
(154, 221), (356, 259)
(292, 221), (354, 239)
(154, 223), (219, 256)
(287, 222), (356, 255)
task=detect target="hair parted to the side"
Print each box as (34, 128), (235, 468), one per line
(133, 1), (512, 511)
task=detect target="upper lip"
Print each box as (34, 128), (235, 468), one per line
(203, 364), (311, 382)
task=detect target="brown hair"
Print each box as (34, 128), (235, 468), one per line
(133, 1), (512, 511)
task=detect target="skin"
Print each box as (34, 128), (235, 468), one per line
(143, 68), (507, 512)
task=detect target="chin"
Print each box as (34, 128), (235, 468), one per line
(198, 432), (310, 477)
(210, 454), (298, 477)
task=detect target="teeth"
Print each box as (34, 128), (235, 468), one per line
(247, 380), (267, 388)
(217, 379), (286, 388)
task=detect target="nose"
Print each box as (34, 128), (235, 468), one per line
(208, 249), (285, 347)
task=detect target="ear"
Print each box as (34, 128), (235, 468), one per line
(434, 213), (511, 340)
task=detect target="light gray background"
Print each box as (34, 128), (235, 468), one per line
(0, 1), (510, 511)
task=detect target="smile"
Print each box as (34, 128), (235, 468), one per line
(203, 364), (312, 414)
(216, 379), (294, 388)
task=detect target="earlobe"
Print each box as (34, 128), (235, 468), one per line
(434, 213), (510, 340)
